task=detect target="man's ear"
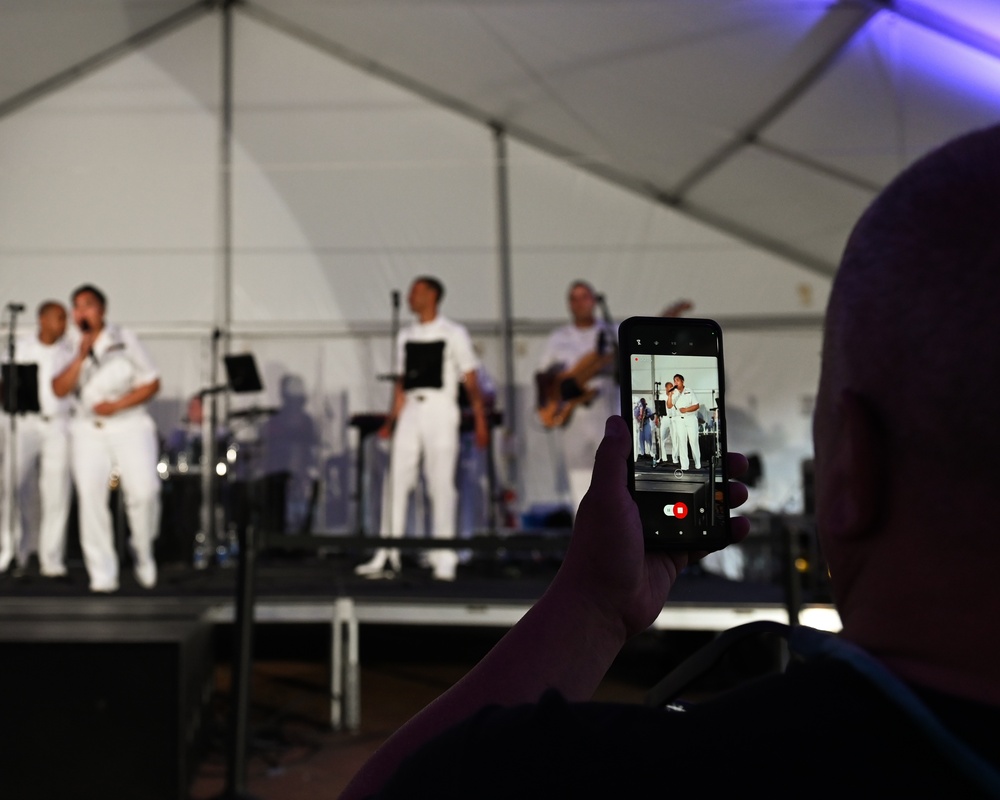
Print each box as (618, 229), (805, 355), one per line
(816, 389), (882, 541)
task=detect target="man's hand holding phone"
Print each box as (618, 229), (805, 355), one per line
(552, 416), (750, 642)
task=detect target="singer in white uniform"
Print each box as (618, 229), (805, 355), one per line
(53, 285), (161, 593)
(660, 380), (680, 464)
(667, 373), (701, 472)
(538, 281), (617, 513)
(0, 301), (73, 576)
(356, 277), (489, 581)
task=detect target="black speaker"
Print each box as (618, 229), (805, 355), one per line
(0, 619), (212, 800)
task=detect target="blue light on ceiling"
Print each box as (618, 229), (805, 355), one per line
(895, 0), (1000, 49)
(867, 6), (1000, 106)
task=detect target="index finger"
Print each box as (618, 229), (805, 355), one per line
(727, 451), (749, 479)
(588, 416), (631, 492)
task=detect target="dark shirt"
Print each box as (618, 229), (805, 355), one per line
(376, 657), (1000, 798)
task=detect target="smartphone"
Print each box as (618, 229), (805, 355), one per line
(618, 316), (730, 551)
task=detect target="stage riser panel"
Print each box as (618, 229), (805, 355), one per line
(0, 620), (212, 800)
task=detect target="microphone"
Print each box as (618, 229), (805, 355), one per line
(6, 303), (25, 313)
(79, 319), (99, 364)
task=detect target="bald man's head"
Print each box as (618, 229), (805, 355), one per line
(820, 125), (1000, 457)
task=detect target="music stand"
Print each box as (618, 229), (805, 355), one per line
(1, 364), (40, 416)
(3, 363), (40, 571)
(223, 354), (263, 394)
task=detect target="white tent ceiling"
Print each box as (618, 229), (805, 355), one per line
(3, 0), (1000, 277)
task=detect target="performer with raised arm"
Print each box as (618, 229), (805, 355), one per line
(355, 276), (489, 581)
(633, 397), (652, 457)
(656, 378), (678, 466)
(666, 373), (701, 472)
(53, 284), (161, 593)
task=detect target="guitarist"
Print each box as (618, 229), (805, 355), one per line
(537, 281), (617, 514)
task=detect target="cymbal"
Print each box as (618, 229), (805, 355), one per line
(227, 406), (279, 420)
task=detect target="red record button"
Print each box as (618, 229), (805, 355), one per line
(673, 502), (688, 519)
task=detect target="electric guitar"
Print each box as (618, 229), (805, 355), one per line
(536, 298), (692, 428)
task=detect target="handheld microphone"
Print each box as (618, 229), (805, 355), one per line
(79, 319), (99, 363)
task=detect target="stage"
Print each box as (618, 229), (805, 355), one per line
(0, 533), (837, 798)
(0, 534), (838, 716)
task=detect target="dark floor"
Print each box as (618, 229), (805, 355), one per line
(0, 547), (805, 799)
(187, 624), (754, 800)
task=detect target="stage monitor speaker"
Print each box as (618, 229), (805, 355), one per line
(0, 619), (212, 800)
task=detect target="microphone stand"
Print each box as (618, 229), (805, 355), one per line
(378, 290), (401, 546)
(594, 293), (619, 384)
(200, 328), (225, 561)
(652, 381), (662, 466)
(390, 290), (400, 375)
(4, 304), (23, 571)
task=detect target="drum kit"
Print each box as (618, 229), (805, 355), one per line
(158, 352), (279, 566)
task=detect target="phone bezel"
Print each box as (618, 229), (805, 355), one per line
(618, 316), (731, 551)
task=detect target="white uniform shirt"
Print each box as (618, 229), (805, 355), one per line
(396, 315), (479, 404)
(62, 322), (159, 420)
(540, 322), (615, 374)
(3, 335), (73, 419)
(675, 387), (699, 420)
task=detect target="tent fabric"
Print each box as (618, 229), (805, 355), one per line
(4, 2), (1000, 276)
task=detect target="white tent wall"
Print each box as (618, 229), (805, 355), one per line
(230, 14), (500, 325)
(0, 15), (221, 440)
(0, 15), (220, 321)
(1, 9), (833, 537)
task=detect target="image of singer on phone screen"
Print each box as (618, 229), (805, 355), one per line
(619, 317), (730, 551)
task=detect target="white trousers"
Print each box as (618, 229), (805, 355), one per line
(384, 396), (460, 573)
(658, 417), (673, 462)
(71, 413), (160, 590)
(0, 415), (71, 574)
(677, 414), (701, 471)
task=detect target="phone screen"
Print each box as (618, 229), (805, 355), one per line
(618, 316), (730, 551)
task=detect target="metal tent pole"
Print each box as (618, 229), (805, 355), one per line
(492, 124), (517, 521)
